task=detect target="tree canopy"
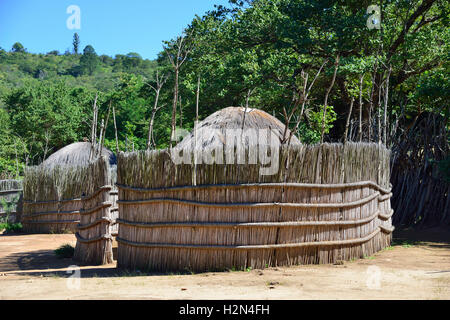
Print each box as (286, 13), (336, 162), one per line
(0, 0), (448, 183)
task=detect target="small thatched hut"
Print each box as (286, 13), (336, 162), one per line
(116, 107), (394, 272)
(42, 142), (116, 167)
(22, 142), (118, 237)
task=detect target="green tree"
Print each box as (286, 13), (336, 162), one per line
(11, 42), (25, 53)
(73, 33), (80, 54)
(80, 45), (98, 75)
(4, 80), (96, 164)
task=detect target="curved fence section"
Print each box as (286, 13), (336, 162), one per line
(74, 185), (117, 265)
(116, 143), (394, 272)
(73, 159), (117, 265)
(23, 157), (117, 238)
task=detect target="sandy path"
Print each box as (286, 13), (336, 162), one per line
(0, 230), (448, 300)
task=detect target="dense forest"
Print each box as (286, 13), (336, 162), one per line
(0, 0), (448, 225)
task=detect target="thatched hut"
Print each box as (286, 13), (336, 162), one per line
(176, 106), (301, 149)
(22, 143), (118, 239)
(115, 107), (394, 272)
(42, 142), (116, 167)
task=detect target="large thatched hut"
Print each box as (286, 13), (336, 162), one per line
(116, 107), (394, 272)
(22, 143), (118, 244)
(176, 106), (301, 149)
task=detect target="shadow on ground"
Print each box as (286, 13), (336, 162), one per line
(393, 226), (450, 249)
(1, 227), (449, 279)
(1, 246), (194, 278)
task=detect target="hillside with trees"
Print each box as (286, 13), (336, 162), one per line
(0, 0), (448, 227)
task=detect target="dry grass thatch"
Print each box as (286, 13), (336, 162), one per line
(73, 156), (118, 265)
(116, 142), (393, 272)
(22, 155), (117, 237)
(176, 107), (301, 150)
(42, 142), (116, 167)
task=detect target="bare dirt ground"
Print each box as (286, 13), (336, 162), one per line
(0, 228), (449, 300)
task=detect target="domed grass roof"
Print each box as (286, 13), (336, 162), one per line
(42, 142), (116, 167)
(176, 106), (301, 149)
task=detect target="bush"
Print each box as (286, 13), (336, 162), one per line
(54, 244), (75, 259)
(0, 222), (22, 233)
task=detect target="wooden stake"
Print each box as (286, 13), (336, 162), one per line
(90, 93), (98, 161)
(112, 105), (119, 154)
(358, 74), (364, 142)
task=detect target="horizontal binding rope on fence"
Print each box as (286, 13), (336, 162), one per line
(117, 211), (380, 229)
(80, 201), (112, 215)
(378, 209), (394, 220)
(0, 189), (22, 195)
(81, 185), (113, 201)
(77, 217), (113, 230)
(23, 219), (80, 224)
(21, 209), (81, 219)
(379, 225), (395, 233)
(116, 227), (382, 250)
(116, 180), (392, 195)
(378, 193), (393, 201)
(23, 186), (114, 206)
(23, 197), (82, 205)
(117, 192), (380, 209)
(75, 232), (113, 244)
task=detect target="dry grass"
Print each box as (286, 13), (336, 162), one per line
(116, 142), (393, 272)
(23, 156), (117, 238)
(73, 156), (117, 265)
(42, 142), (116, 167)
(176, 106), (301, 150)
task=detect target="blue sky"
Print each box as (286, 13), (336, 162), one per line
(0, 0), (229, 60)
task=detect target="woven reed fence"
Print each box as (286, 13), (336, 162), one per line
(73, 158), (118, 265)
(0, 180), (23, 223)
(23, 157), (117, 237)
(116, 143), (394, 272)
(23, 165), (85, 233)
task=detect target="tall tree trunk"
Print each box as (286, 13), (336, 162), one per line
(320, 55), (340, 143)
(344, 98), (355, 144)
(358, 74), (364, 142)
(383, 66), (392, 145)
(377, 80), (383, 145)
(170, 68), (179, 148)
(193, 75), (201, 187)
(14, 142), (19, 179)
(368, 67), (378, 142)
(288, 60), (327, 145)
(196, 76), (200, 124)
(147, 89), (160, 150)
(179, 95), (183, 128)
